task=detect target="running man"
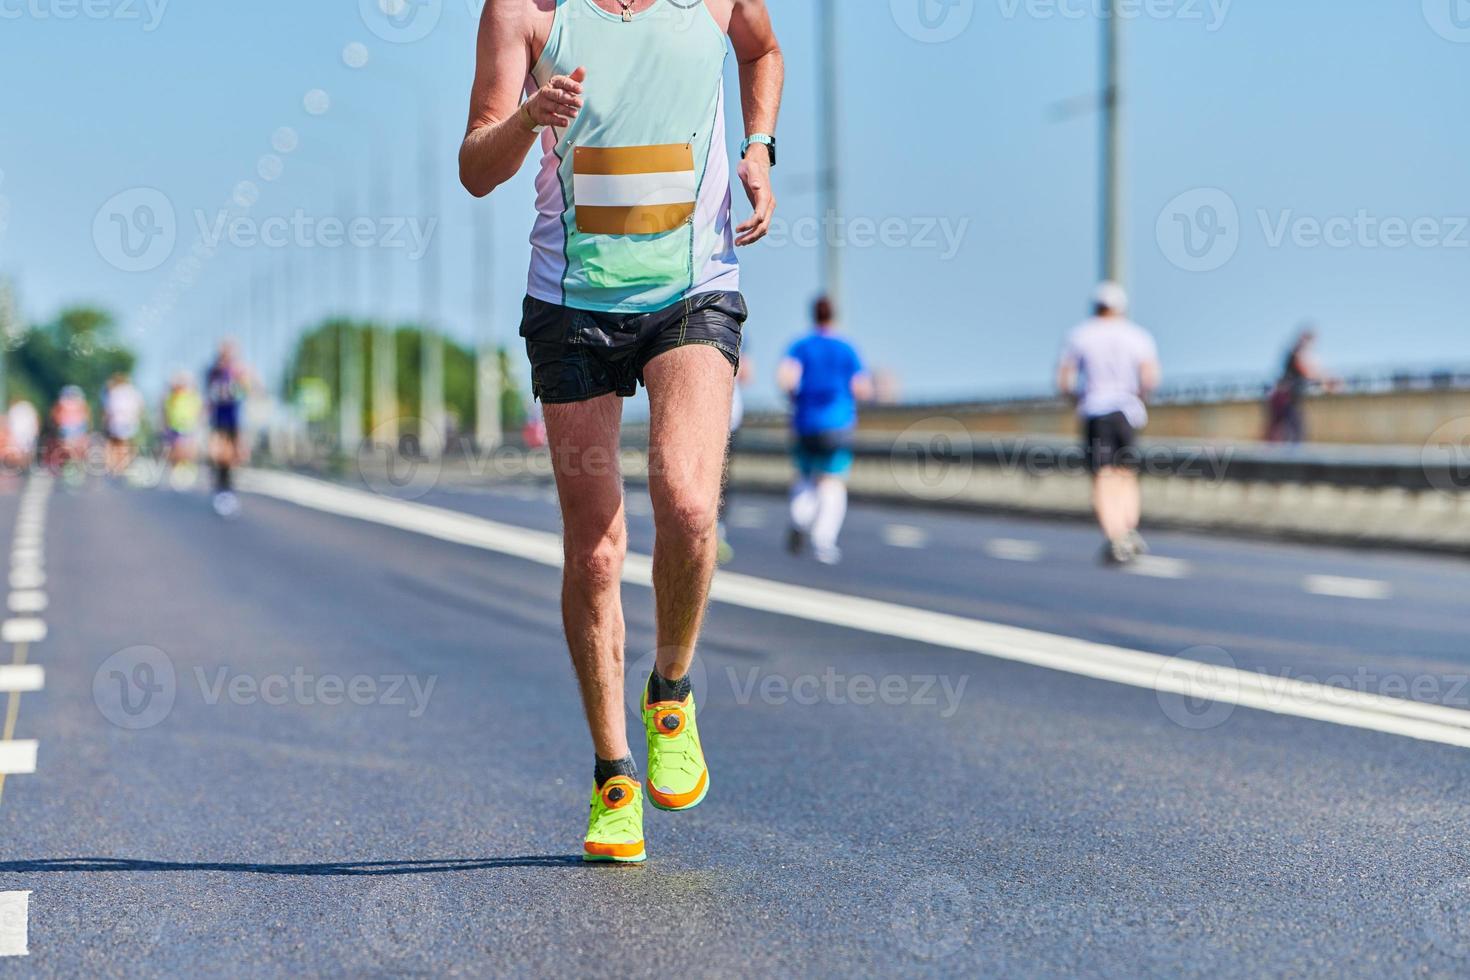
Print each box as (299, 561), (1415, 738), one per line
(5, 398), (39, 471)
(460, 0), (783, 862)
(205, 340), (251, 516)
(777, 297), (871, 566)
(1267, 326), (1334, 444)
(49, 385), (91, 472)
(102, 372), (145, 476)
(163, 372), (204, 474)
(1057, 281), (1161, 566)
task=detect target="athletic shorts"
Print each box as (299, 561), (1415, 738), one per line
(520, 291), (746, 404)
(1083, 411), (1141, 473)
(793, 430), (855, 479)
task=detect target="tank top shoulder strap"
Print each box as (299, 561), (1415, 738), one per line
(530, 0), (570, 84)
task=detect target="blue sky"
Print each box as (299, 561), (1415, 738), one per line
(1, 0), (1467, 406)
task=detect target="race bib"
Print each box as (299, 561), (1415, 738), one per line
(573, 144), (696, 236)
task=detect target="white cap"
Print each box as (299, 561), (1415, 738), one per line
(1093, 280), (1128, 314)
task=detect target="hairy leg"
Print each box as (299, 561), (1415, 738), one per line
(545, 394), (630, 760)
(644, 346), (735, 682)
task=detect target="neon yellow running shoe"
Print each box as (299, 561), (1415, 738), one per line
(643, 687), (710, 811)
(583, 775), (646, 863)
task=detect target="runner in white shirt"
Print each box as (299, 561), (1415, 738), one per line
(5, 399), (38, 471)
(1057, 282), (1162, 565)
(103, 373), (145, 476)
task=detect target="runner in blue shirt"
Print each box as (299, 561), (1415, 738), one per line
(777, 297), (872, 565)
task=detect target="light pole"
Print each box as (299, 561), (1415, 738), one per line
(1100, 0), (1124, 285)
(473, 199), (502, 451)
(418, 111), (445, 456)
(817, 0), (843, 311)
(336, 185), (364, 453)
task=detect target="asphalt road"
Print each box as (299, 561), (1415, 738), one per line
(2, 468), (1470, 977)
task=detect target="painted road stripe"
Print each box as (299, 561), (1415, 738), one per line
(8, 570), (42, 590)
(9, 549), (40, 566)
(881, 524), (928, 549)
(0, 741), (37, 775)
(0, 666), (43, 693)
(985, 539), (1043, 562)
(7, 592), (45, 614)
(729, 506), (767, 530)
(1126, 556), (1193, 580)
(243, 471), (1470, 749)
(0, 891), (28, 957)
(0, 620), (45, 644)
(1305, 575), (1391, 600)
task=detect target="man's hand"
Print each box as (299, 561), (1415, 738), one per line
(735, 143), (775, 246)
(523, 66), (586, 130)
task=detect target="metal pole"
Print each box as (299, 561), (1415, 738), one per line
(1100, 1), (1124, 285)
(337, 187), (363, 453)
(473, 200), (502, 452)
(418, 113), (444, 455)
(817, 0), (842, 311)
(0, 277), (15, 409)
(370, 140), (397, 447)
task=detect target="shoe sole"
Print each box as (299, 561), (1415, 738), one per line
(646, 775), (709, 813)
(582, 850), (647, 864)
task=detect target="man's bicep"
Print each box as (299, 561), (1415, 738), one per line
(729, 0), (779, 62)
(467, 0), (532, 134)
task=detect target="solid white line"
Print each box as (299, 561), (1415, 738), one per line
(1126, 556), (1192, 580)
(7, 592), (45, 614)
(241, 471), (1470, 749)
(881, 524), (928, 549)
(985, 539), (1043, 562)
(0, 891), (29, 957)
(1305, 575), (1391, 600)
(0, 620), (46, 644)
(0, 666), (43, 693)
(0, 741), (37, 775)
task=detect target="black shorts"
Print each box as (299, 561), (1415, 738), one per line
(520, 291), (746, 404)
(1084, 411), (1140, 472)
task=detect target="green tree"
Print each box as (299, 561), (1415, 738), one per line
(5, 306), (136, 414)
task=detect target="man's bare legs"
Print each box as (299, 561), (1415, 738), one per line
(545, 394), (629, 761)
(644, 346), (735, 683)
(1093, 466), (1141, 542)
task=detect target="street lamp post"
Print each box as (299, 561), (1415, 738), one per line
(1100, 0), (1125, 285)
(473, 200), (502, 451)
(817, 0), (842, 311)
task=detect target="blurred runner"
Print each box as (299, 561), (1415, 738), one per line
(5, 398), (39, 471)
(1057, 282), (1161, 566)
(778, 297), (871, 566)
(163, 372), (204, 475)
(716, 354), (754, 565)
(102, 372), (145, 476)
(460, 0), (783, 862)
(50, 385), (92, 472)
(206, 340), (251, 516)
(1266, 326), (1334, 444)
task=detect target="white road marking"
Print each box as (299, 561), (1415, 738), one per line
(1, 620), (46, 644)
(1305, 575), (1391, 600)
(0, 666), (43, 693)
(729, 506), (767, 530)
(9, 549), (40, 566)
(8, 570), (43, 590)
(985, 539), (1044, 562)
(243, 471), (1470, 750)
(0, 741), (37, 775)
(1126, 556), (1193, 579)
(0, 891), (29, 957)
(881, 524), (928, 549)
(7, 592), (45, 614)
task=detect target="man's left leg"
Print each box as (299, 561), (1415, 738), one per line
(641, 344), (733, 810)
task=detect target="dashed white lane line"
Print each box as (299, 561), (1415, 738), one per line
(7, 592), (45, 614)
(985, 539), (1044, 562)
(244, 470), (1470, 750)
(1126, 555), (1193, 580)
(9, 549), (41, 566)
(1305, 575), (1392, 600)
(0, 741), (37, 775)
(7, 570), (42, 590)
(0, 620), (46, 644)
(0, 666), (43, 693)
(729, 506), (767, 530)
(0, 891), (29, 957)
(881, 524), (928, 549)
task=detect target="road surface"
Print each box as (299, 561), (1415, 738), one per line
(1, 467), (1469, 976)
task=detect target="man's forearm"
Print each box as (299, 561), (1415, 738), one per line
(738, 46), (783, 142)
(459, 110), (540, 198)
